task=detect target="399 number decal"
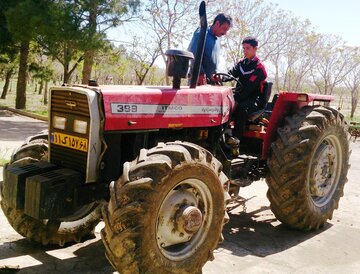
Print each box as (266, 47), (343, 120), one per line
(116, 104), (138, 113)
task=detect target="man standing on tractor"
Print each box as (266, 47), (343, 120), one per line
(225, 36), (267, 147)
(188, 13), (232, 85)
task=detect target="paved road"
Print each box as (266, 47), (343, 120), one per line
(1, 110), (359, 273)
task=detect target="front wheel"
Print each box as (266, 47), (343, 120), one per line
(101, 141), (229, 274)
(266, 106), (350, 230)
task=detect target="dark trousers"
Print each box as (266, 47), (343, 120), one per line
(233, 97), (261, 137)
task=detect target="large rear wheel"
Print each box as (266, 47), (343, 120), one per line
(266, 106), (350, 230)
(101, 141), (230, 274)
(0, 134), (102, 246)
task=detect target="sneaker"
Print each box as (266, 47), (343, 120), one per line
(225, 136), (240, 157)
(226, 136), (240, 146)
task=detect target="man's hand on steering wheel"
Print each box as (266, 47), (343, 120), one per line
(210, 74), (222, 85)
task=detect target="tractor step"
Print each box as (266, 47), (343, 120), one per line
(229, 154), (265, 187)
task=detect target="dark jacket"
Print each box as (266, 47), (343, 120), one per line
(228, 56), (267, 102)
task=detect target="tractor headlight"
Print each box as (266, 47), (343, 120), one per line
(53, 116), (66, 130)
(73, 119), (88, 134)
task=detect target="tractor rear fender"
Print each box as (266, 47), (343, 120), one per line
(262, 92), (334, 159)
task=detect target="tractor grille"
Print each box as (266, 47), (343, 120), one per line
(50, 145), (88, 174)
(51, 90), (90, 116)
(50, 89), (90, 175)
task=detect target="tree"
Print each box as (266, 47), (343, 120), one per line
(79, 0), (140, 84)
(91, 44), (131, 84)
(0, 54), (17, 99)
(210, 0), (279, 64)
(36, 1), (88, 84)
(129, 36), (161, 85)
(5, 0), (51, 109)
(344, 48), (360, 118)
(0, 1), (18, 100)
(28, 60), (53, 104)
(311, 35), (357, 95)
(268, 20), (320, 92)
(209, 0), (319, 94)
(144, 0), (197, 84)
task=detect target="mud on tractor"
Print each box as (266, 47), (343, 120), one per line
(0, 2), (350, 273)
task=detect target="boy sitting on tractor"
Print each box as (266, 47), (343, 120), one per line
(221, 36), (268, 148)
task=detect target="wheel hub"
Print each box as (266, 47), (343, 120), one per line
(156, 177), (213, 258)
(308, 135), (343, 208)
(176, 206), (203, 234)
(310, 144), (337, 197)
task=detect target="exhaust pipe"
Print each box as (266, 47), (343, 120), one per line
(189, 1), (208, 89)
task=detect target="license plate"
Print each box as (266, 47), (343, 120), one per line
(51, 132), (88, 152)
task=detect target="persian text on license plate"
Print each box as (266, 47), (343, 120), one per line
(51, 132), (88, 152)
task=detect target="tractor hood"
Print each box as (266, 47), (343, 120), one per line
(100, 85), (234, 131)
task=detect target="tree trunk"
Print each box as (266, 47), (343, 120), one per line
(351, 89), (358, 119)
(63, 60), (70, 84)
(38, 80), (43, 95)
(161, 52), (170, 85)
(82, 50), (95, 85)
(43, 81), (48, 105)
(1, 68), (13, 99)
(81, 4), (97, 85)
(64, 71), (70, 84)
(16, 41), (30, 109)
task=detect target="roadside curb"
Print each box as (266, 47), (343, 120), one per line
(0, 106), (48, 122)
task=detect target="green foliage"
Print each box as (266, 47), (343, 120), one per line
(5, 0), (50, 43)
(0, 1), (18, 60)
(29, 62), (53, 82)
(38, 1), (86, 63)
(0, 157), (9, 167)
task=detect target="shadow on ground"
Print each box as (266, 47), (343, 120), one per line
(0, 196), (332, 274)
(220, 196), (332, 258)
(0, 237), (113, 274)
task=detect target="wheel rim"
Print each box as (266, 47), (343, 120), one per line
(156, 178), (213, 261)
(308, 134), (343, 207)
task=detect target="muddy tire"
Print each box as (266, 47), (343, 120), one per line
(266, 106), (350, 230)
(0, 135), (102, 246)
(101, 141), (229, 274)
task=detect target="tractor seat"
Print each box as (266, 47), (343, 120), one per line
(247, 81), (273, 123)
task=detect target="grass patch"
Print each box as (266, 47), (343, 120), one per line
(0, 158), (9, 167)
(0, 80), (49, 116)
(0, 147), (11, 167)
(345, 115), (360, 123)
(32, 109), (49, 116)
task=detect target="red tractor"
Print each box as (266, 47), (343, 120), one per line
(0, 2), (349, 273)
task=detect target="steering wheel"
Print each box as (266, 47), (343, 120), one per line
(213, 73), (243, 91)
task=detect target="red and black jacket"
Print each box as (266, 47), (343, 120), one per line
(228, 56), (267, 102)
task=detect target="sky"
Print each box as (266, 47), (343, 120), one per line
(268, 0), (360, 46)
(107, 0), (360, 69)
(108, 0), (360, 47)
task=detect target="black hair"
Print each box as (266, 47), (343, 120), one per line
(213, 13), (233, 27)
(242, 36), (258, 47)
